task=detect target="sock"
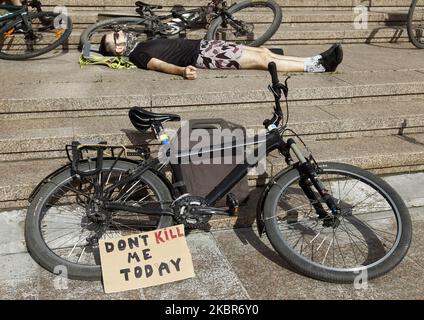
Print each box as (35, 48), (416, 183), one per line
(304, 55), (325, 73)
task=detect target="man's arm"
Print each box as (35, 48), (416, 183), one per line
(147, 58), (197, 80)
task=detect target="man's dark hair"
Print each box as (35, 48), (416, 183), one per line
(98, 34), (110, 56)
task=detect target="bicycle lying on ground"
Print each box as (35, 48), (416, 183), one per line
(407, 0), (424, 48)
(79, 0), (282, 50)
(25, 62), (412, 283)
(0, 0), (72, 60)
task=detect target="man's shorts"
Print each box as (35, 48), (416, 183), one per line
(195, 40), (243, 69)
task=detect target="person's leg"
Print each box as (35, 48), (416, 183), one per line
(238, 44), (343, 73)
(238, 46), (305, 72)
(240, 46), (306, 63)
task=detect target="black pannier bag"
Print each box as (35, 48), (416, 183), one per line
(169, 119), (250, 207)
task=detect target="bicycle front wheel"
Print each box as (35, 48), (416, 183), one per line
(263, 162), (412, 283)
(206, 0), (282, 47)
(25, 159), (174, 281)
(407, 0), (424, 48)
(0, 11), (72, 60)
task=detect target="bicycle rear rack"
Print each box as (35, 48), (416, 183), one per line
(65, 141), (151, 177)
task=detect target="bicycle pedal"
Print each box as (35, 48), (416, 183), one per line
(226, 193), (240, 216)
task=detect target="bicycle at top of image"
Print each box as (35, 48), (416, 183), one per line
(0, 0), (72, 60)
(407, 0), (424, 48)
(79, 0), (282, 51)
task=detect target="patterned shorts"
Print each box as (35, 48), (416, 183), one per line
(195, 40), (243, 69)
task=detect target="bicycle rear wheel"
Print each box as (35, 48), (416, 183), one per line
(407, 0), (424, 48)
(0, 11), (72, 60)
(263, 162), (412, 283)
(79, 17), (149, 50)
(206, 0), (282, 47)
(25, 159), (174, 281)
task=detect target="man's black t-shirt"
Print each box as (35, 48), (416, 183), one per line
(129, 38), (201, 69)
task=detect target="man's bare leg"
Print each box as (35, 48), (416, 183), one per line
(241, 46), (306, 63)
(238, 44), (343, 73)
(239, 46), (305, 72)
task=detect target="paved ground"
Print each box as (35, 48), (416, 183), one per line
(1, 172), (423, 300)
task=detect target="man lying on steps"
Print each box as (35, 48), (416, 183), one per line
(99, 30), (343, 80)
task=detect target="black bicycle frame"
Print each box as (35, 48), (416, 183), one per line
(204, 129), (286, 205)
(101, 128), (289, 214)
(0, 4), (26, 24)
(134, 0), (235, 34)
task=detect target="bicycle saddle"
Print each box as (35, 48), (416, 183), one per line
(135, 1), (163, 10)
(129, 106), (180, 131)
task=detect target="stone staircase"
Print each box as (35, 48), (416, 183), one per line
(1, 1), (424, 222)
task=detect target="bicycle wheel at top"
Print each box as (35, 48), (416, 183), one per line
(25, 160), (173, 281)
(263, 162), (412, 283)
(206, 0), (282, 47)
(407, 0), (424, 48)
(0, 11), (72, 60)
(79, 17), (150, 50)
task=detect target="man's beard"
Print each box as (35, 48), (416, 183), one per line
(123, 32), (140, 56)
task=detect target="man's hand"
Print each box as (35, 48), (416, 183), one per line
(147, 59), (198, 79)
(183, 65), (198, 80)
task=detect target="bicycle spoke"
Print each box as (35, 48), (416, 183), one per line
(266, 200), (321, 221)
(322, 237), (334, 265)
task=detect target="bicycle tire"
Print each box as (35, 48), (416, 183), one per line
(0, 11), (72, 60)
(25, 159), (174, 281)
(263, 162), (412, 283)
(206, 0), (282, 47)
(79, 17), (147, 50)
(407, 0), (424, 49)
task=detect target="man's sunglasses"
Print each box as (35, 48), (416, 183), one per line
(113, 31), (126, 47)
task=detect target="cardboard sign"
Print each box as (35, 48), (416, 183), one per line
(99, 224), (195, 293)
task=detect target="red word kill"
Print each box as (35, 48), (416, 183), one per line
(155, 226), (184, 244)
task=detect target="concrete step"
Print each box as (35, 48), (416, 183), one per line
(1, 99), (424, 162)
(4, 8), (418, 51)
(40, 0), (423, 10)
(66, 8), (414, 25)
(44, 24), (415, 49)
(2, 67), (424, 118)
(1, 42), (424, 119)
(2, 132), (424, 209)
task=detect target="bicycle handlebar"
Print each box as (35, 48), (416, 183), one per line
(268, 61), (279, 86)
(265, 62), (291, 131)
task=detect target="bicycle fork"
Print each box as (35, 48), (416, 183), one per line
(284, 138), (341, 228)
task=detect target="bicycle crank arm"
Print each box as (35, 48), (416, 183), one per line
(194, 207), (234, 216)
